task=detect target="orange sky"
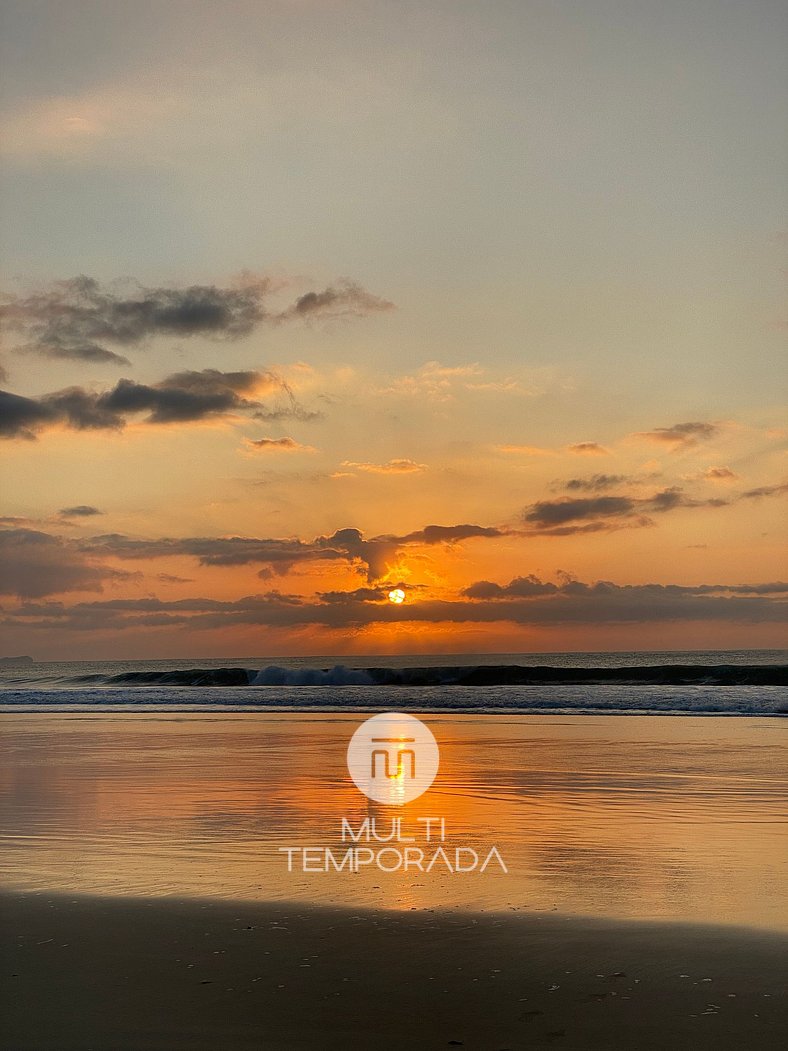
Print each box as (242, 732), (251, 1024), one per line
(1, 2), (786, 658)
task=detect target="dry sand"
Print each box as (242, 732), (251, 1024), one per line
(1, 892), (786, 1050)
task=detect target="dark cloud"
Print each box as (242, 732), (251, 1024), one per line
(58, 505), (103, 518)
(317, 583), (423, 604)
(319, 524), (508, 579)
(525, 495), (638, 528)
(0, 527), (133, 598)
(0, 275), (393, 364)
(523, 486), (734, 535)
(0, 390), (55, 440)
(526, 476), (787, 535)
(633, 421), (718, 448)
(0, 368), (309, 439)
(400, 524), (507, 544)
(0, 276), (266, 363)
(464, 576), (788, 602)
(463, 575), (559, 599)
(95, 369), (262, 424)
(564, 474), (628, 492)
(648, 487), (689, 512)
(317, 586), (390, 603)
(288, 281), (394, 319)
(317, 527), (400, 581)
(740, 482), (788, 500)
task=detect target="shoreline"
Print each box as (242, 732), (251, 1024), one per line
(2, 892), (786, 1050)
(2, 700), (787, 717)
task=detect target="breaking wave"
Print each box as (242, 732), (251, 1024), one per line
(32, 662), (788, 688)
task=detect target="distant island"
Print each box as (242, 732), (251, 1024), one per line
(0, 656), (34, 666)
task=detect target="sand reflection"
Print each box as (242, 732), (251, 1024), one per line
(0, 712), (785, 929)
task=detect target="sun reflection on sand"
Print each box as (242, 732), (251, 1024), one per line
(0, 713), (785, 929)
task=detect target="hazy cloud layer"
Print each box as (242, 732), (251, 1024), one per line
(0, 275), (393, 364)
(0, 368), (309, 439)
(0, 527), (133, 598)
(740, 482), (788, 500)
(17, 521), (509, 590)
(376, 360), (544, 401)
(0, 518), (503, 600)
(496, 444), (553, 456)
(567, 442), (609, 455)
(564, 474), (629, 492)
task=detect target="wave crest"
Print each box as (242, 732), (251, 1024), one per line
(250, 665), (374, 686)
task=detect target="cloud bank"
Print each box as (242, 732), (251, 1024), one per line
(4, 575), (785, 634)
(0, 521), (510, 597)
(0, 368), (309, 439)
(0, 274), (393, 364)
(0, 528), (134, 598)
(521, 478), (787, 536)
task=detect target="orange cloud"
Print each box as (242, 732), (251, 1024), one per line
(341, 458), (427, 474)
(246, 437), (316, 453)
(703, 466), (737, 481)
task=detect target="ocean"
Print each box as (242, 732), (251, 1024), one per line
(1, 649), (786, 715)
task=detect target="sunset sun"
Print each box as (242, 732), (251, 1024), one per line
(388, 588), (406, 604)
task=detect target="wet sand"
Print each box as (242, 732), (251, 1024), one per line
(1, 892), (786, 1050)
(2, 713), (786, 929)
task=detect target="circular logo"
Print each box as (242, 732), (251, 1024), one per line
(346, 712), (439, 805)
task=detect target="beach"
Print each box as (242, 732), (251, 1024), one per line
(1, 703), (786, 1048)
(3, 892), (787, 1050)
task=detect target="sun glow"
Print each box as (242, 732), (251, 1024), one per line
(388, 588), (406, 604)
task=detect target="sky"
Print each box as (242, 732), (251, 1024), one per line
(0, 0), (786, 659)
